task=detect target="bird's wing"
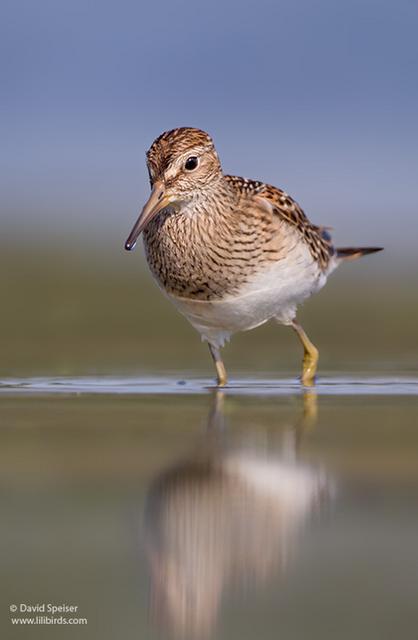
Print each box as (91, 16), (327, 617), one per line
(225, 175), (334, 270)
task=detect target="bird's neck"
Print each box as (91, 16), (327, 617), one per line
(180, 174), (238, 219)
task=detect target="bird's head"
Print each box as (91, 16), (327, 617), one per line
(125, 127), (222, 251)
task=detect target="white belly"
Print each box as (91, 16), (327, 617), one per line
(167, 243), (337, 348)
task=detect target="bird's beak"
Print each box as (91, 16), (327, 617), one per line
(124, 180), (171, 251)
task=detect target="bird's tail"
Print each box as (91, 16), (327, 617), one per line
(336, 246), (383, 261)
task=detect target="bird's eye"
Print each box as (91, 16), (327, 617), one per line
(184, 156), (199, 171)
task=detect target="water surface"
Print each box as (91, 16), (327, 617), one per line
(1, 378), (417, 639)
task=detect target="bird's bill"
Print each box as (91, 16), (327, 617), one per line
(124, 181), (170, 251)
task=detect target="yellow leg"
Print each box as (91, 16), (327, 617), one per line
(208, 344), (228, 387)
(292, 320), (319, 387)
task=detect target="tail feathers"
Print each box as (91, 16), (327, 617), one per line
(336, 246), (383, 261)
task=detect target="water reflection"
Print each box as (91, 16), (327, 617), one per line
(144, 392), (331, 637)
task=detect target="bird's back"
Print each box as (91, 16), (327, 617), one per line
(225, 175), (335, 269)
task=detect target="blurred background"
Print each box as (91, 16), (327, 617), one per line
(1, 0), (417, 377)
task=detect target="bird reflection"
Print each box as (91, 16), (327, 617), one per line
(144, 391), (330, 638)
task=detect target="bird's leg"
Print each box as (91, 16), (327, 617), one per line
(208, 344), (228, 387)
(291, 320), (319, 387)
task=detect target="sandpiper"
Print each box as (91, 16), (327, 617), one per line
(125, 127), (382, 386)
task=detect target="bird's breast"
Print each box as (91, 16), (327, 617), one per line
(143, 209), (277, 301)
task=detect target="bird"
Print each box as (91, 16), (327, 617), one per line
(125, 127), (382, 386)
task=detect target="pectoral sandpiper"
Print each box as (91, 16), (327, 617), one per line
(125, 127), (382, 386)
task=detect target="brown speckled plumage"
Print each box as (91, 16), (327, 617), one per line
(125, 127), (383, 385)
(143, 180), (282, 300)
(225, 176), (334, 269)
(143, 127), (334, 300)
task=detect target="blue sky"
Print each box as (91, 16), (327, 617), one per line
(1, 0), (417, 254)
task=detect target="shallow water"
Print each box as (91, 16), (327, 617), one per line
(1, 377), (418, 639)
(1, 375), (418, 396)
